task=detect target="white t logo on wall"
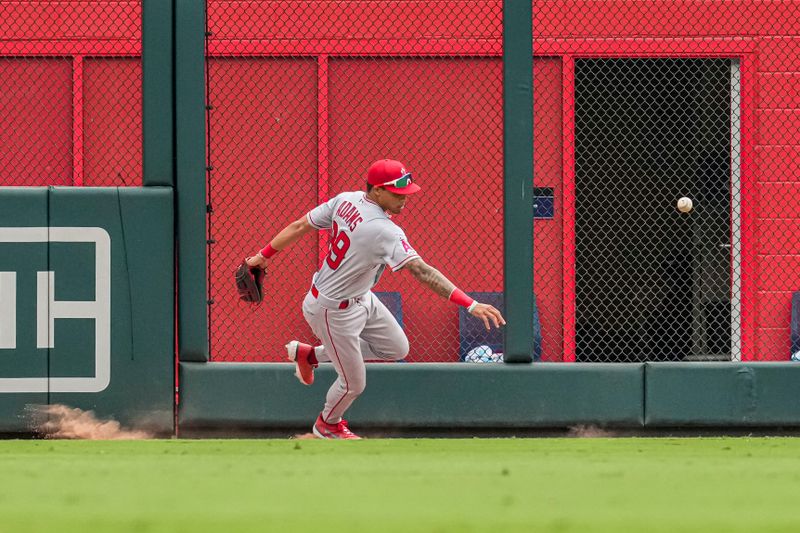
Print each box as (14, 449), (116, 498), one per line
(0, 227), (111, 393)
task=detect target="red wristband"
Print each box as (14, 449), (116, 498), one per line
(449, 288), (475, 308)
(259, 243), (278, 259)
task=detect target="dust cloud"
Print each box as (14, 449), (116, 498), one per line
(567, 425), (616, 438)
(28, 404), (153, 440)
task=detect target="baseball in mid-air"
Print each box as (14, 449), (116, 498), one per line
(677, 197), (693, 213)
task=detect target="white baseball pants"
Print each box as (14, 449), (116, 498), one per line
(302, 290), (409, 423)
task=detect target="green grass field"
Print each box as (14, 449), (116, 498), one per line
(1, 437), (799, 532)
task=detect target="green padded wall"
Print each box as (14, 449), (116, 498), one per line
(179, 363), (645, 429)
(645, 363), (800, 427)
(175, 0), (209, 362)
(503, 0), (535, 362)
(0, 188), (49, 431)
(142, 0), (174, 187)
(47, 187), (174, 432)
(0, 187), (174, 434)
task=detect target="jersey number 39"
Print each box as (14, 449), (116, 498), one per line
(326, 221), (351, 270)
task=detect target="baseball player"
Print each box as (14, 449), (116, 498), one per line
(246, 159), (505, 439)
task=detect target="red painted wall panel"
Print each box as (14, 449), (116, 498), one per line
(758, 37), (800, 73)
(0, 58), (72, 186)
(750, 13), (800, 360)
(533, 58), (563, 362)
(758, 255), (800, 293)
(0, 1), (141, 188)
(207, 58), (319, 361)
(208, 1), (501, 41)
(758, 219), (800, 255)
(758, 183), (800, 219)
(0, 1), (140, 41)
(757, 327), (791, 361)
(533, 0), (800, 39)
(755, 146), (800, 182)
(5, 0), (799, 360)
(202, 0), (800, 361)
(757, 291), (795, 329)
(758, 73), (800, 109)
(327, 58), (503, 362)
(759, 110), (800, 145)
(82, 58), (142, 186)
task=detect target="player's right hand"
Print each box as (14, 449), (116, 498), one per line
(470, 303), (506, 331)
(245, 253), (268, 270)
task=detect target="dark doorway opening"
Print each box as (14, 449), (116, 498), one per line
(574, 58), (736, 362)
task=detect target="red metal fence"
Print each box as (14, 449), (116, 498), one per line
(1, 1), (798, 362)
(206, 1), (800, 363)
(531, 0), (800, 362)
(206, 1), (505, 362)
(0, 1), (142, 187)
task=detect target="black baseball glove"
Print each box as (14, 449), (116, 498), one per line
(235, 260), (265, 303)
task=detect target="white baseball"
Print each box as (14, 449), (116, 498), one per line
(677, 197), (693, 213)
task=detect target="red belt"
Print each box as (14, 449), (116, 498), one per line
(311, 285), (350, 310)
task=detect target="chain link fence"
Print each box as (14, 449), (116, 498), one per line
(1, 1), (796, 363)
(574, 58), (736, 362)
(207, 1), (799, 363)
(206, 1), (504, 362)
(0, 1), (142, 187)
(534, 1), (800, 362)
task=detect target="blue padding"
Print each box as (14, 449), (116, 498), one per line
(459, 292), (542, 361)
(791, 292), (800, 359)
(534, 195), (554, 219)
(533, 187), (555, 220)
(374, 291), (403, 329)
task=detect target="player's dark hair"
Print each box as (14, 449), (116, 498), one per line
(366, 183), (374, 192)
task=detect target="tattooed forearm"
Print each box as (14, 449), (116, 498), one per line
(404, 259), (455, 299)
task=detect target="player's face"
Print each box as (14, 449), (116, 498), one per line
(377, 189), (409, 215)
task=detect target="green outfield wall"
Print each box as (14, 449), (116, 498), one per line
(646, 363), (800, 427)
(4, 1), (800, 437)
(179, 362), (646, 429)
(0, 189), (49, 431)
(0, 187), (174, 434)
(178, 362), (800, 431)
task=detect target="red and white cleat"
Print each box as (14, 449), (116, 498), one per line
(286, 341), (318, 386)
(312, 415), (362, 440)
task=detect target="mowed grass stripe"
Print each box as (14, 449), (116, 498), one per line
(1, 438), (799, 532)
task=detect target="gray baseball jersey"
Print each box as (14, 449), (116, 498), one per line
(306, 191), (420, 300)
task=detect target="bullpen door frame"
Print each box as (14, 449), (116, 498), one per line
(552, 40), (756, 362)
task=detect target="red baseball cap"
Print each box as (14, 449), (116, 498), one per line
(367, 159), (421, 195)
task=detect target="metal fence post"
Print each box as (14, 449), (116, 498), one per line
(142, 0), (174, 187)
(175, 0), (209, 361)
(503, 0), (534, 363)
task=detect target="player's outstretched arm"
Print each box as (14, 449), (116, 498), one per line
(403, 258), (506, 330)
(246, 216), (315, 269)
